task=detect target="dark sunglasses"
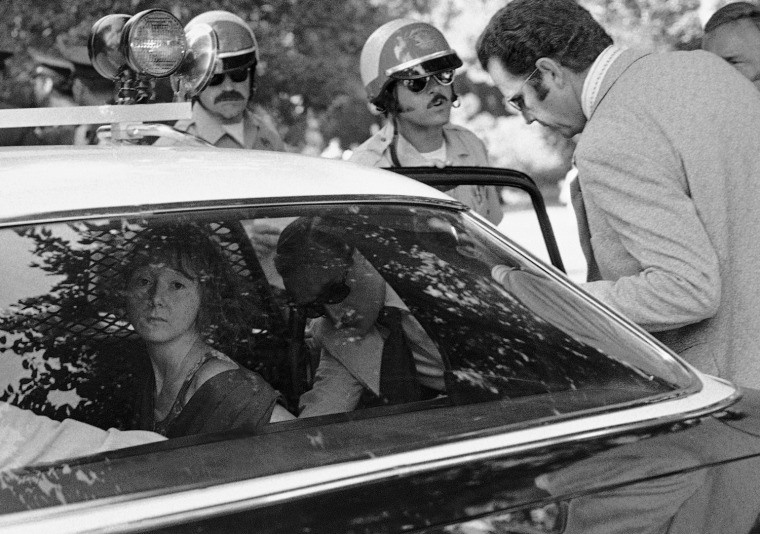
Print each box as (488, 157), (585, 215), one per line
(294, 278), (351, 319)
(399, 70), (455, 93)
(208, 68), (250, 87)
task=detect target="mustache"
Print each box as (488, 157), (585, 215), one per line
(214, 91), (245, 104)
(427, 93), (449, 108)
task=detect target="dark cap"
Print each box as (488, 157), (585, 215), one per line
(56, 35), (102, 80)
(29, 49), (74, 80)
(55, 34), (114, 104)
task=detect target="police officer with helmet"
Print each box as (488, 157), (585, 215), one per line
(156, 10), (283, 151)
(350, 19), (502, 225)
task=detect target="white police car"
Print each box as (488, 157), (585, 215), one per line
(0, 9), (759, 534)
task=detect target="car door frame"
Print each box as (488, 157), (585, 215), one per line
(387, 166), (566, 274)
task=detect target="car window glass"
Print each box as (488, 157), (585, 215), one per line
(0, 205), (694, 469)
(499, 187), (551, 261)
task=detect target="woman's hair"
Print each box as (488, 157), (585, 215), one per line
(476, 0), (613, 76)
(122, 223), (243, 338)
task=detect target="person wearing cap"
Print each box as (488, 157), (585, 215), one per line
(57, 36), (114, 107)
(56, 35), (115, 145)
(702, 2), (760, 91)
(477, 0), (760, 389)
(30, 50), (75, 109)
(29, 50), (79, 145)
(274, 216), (446, 418)
(155, 11), (283, 151)
(350, 19), (502, 226)
(0, 48), (41, 146)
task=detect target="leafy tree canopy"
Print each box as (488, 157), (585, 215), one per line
(0, 0), (433, 148)
(0, 0), (705, 154)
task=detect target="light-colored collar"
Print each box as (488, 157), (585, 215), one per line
(581, 45), (625, 119)
(221, 122), (246, 146)
(384, 282), (409, 310)
(192, 103), (248, 146)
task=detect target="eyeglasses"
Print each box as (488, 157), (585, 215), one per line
(399, 70), (455, 94)
(208, 68), (250, 87)
(294, 276), (351, 319)
(506, 67), (539, 113)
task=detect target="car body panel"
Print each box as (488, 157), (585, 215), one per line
(1, 387), (758, 534)
(0, 142), (757, 534)
(0, 375), (743, 533)
(0, 146), (453, 223)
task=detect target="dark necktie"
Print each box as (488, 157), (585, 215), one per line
(376, 306), (422, 404)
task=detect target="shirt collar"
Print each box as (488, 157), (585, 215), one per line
(384, 282), (409, 311)
(221, 122), (246, 146)
(382, 122), (466, 166)
(191, 103), (247, 145)
(581, 45), (625, 119)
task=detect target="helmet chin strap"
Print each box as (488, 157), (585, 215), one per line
(389, 84), (403, 167)
(390, 115), (402, 167)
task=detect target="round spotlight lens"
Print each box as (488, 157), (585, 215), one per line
(170, 22), (218, 100)
(89, 14), (130, 80)
(123, 9), (186, 77)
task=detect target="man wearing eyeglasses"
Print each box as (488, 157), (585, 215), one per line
(157, 11), (283, 151)
(477, 0), (760, 389)
(274, 217), (446, 418)
(350, 19), (502, 226)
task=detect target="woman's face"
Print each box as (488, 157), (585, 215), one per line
(126, 261), (202, 345)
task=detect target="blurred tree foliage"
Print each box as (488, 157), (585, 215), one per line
(0, 0), (704, 155)
(0, 0), (433, 149)
(583, 0), (702, 50)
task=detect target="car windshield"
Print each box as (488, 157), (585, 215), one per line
(0, 202), (694, 446)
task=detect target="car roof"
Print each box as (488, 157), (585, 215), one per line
(0, 145), (453, 222)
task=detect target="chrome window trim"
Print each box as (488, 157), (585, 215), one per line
(0, 373), (737, 534)
(0, 195), (465, 228)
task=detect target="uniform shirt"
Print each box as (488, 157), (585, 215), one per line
(155, 102), (284, 151)
(349, 121), (503, 225)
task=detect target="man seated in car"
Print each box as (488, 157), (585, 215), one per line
(274, 216), (446, 417)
